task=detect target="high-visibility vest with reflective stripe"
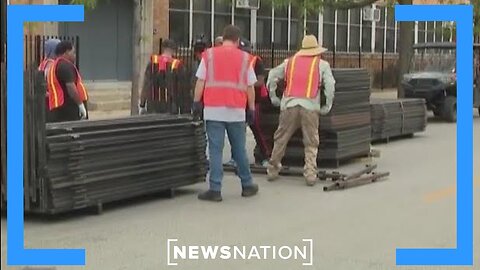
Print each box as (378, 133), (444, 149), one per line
(249, 55), (268, 99)
(150, 55), (181, 101)
(46, 57), (88, 110)
(38, 58), (53, 72)
(203, 46), (250, 109)
(284, 55), (321, 99)
(150, 54), (181, 72)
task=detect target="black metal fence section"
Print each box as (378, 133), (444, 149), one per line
(161, 39), (395, 89)
(24, 35), (80, 70)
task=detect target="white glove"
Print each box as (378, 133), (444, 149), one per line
(270, 97), (281, 107)
(320, 104), (332, 116)
(78, 103), (87, 120)
(138, 103), (147, 115)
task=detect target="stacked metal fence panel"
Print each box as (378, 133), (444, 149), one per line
(37, 115), (207, 214)
(255, 68), (372, 167)
(13, 66), (207, 214)
(370, 98), (427, 142)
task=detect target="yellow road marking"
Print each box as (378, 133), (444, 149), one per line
(423, 176), (480, 203)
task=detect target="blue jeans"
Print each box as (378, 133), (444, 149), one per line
(206, 120), (253, 192)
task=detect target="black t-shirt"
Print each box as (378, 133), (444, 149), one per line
(254, 57), (265, 77)
(253, 57), (266, 100)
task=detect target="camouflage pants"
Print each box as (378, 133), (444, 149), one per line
(269, 106), (319, 180)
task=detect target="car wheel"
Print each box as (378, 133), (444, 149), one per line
(442, 96), (457, 122)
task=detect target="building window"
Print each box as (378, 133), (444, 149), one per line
(427, 22), (435, 42)
(214, 0), (232, 38)
(386, 7), (395, 53)
(349, 8), (361, 52)
(306, 10), (319, 37)
(337, 9), (348, 52)
(362, 20), (372, 52)
(323, 6), (335, 51)
(418, 21), (426, 43)
(435, 21), (443, 42)
(235, 7), (251, 40)
(169, 0), (189, 45)
(192, 0), (211, 42)
(257, 1), (272, 46)
(274, 6), (288, 49)
(374, 7), (385, 53)
(170, 0), (189, 10)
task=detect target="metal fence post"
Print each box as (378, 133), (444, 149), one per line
(381, 47), (385, 90)
(75, 35), (80, 69)
(333, 48), (336, 68)
(358, 46), (362, 68)
(271, 42), (275, 68)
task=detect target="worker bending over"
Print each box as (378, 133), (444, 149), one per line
(266, 35), (335, 186)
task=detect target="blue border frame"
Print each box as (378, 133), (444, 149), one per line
(4, 3), (474, 268)
(6, 5), (86, 266)
(395, 5), (474, 266)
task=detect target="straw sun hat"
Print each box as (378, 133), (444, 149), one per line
(296, 35), (328, 56)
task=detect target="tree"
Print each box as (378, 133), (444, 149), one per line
(70, 0), (143, 115)
(395, 0), (414, 98)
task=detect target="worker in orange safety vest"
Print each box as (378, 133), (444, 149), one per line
(46, 40), (88, 123)
(139, 39), (183, 115)
(266, 35), (336, 186)
(192, 25), (259, 202)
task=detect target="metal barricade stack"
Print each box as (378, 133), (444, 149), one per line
(42, 115), (206, 214)
(370, 98), (427, 142)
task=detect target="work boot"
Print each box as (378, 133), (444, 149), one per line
(241, 183), (259, 197)
(267, 163), (281, 182)
(198, 190), (222, 202)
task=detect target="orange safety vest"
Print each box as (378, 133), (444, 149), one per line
(151, 54), (181, 72)
(150, 55), (181, 101)
(284, 55), (321, 99)
(203, 46), (250, 109)
(249, 55), (268, 99)
(46, 57), (88, 111)
(38, 58), (54, 72)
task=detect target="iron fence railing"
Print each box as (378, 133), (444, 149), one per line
(24, 35), (80, 70)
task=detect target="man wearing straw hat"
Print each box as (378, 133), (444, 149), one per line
(266, 35), (336, 186)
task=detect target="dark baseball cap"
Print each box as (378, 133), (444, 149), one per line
(239, 38), (252, 53)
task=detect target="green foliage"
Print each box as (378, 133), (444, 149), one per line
(69, 0), (98, 9)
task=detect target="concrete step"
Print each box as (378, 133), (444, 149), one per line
(89, 109), (131, 120)
(88, 100), (131, 111)
(84, 81), (132, 111)
(88, 90), (131, 103)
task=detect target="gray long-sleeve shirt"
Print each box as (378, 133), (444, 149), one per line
(267, 58), (336, 115)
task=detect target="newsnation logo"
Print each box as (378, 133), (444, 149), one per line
(167, 239), (313, 266)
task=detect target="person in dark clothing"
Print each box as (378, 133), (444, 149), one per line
(225, 39), (271, 167)
(139, 39), (185, 114)
(47, 41), (88, 123)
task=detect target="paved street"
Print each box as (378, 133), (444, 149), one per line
(2, 108), (480, 270)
